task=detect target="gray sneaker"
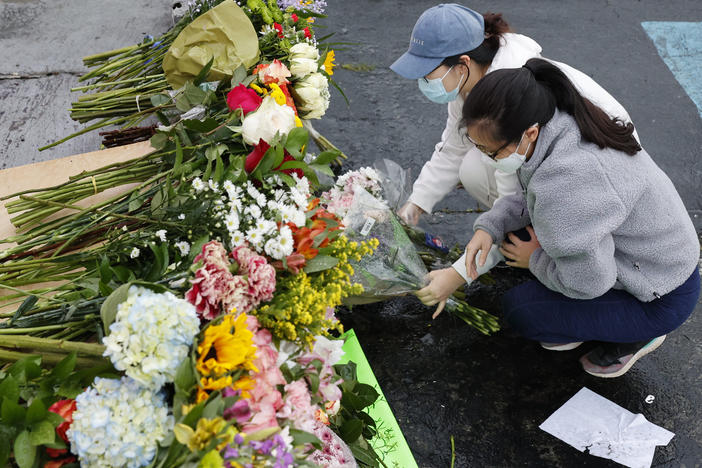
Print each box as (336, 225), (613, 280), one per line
(540, 341), (583, 351)
(579, 335), (666, 378)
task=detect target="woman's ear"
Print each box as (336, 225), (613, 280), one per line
(459, 55), (471, 69)
(525, 125), (539, 143)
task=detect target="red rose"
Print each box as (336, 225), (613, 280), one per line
(48, 399), (76, 444)
(304, 27), (312, 39)
(279, 153), (304, 178)
(291, 13), (299, 22)
(245, 140), (304, 178)
(274, 22), (284, 39)
(245, 139), (271, 173)
(44, 457), (77, 468)
(226, 84), (262, 115)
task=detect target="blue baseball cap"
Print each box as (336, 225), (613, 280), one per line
(390, 4), (485, 79)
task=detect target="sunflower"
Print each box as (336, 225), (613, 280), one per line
(196, 313), (259, 378)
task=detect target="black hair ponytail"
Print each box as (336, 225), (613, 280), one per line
(462, 58), (641, 156)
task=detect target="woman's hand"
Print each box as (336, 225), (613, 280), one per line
(415, 267), (466, 319)
(464, 229), (494, 280)
(499, 226), (541, 268)
(397, 202), (425, 226)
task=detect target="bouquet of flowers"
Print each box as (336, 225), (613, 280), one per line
(321, 164), (500, 335)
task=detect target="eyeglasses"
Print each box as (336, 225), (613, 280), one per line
(466, 135), (510, 160)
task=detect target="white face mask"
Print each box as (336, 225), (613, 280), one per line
(485, 126), (537, 174)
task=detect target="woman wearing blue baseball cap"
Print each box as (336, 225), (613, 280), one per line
(417, 58), (699, 377)
(391, 4), (636, 291)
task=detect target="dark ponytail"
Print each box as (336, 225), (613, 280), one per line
(441, 12), (511, 67)
(461, 58), (641, 156)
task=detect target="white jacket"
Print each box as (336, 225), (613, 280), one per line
(407, 33), (635, 214)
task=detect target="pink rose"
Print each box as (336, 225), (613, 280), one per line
(226, 84), (262, 115)
(256, 59), (292, 85)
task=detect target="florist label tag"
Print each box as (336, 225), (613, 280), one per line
(360, 217), (376, 236)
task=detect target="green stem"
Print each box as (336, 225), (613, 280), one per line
(0, 335), (105, 356)
(0, 348), (109, 367)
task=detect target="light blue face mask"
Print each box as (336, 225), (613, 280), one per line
(417, 65), (465, 104)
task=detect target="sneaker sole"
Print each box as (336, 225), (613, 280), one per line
(541, 342), (583, 351)
(584, 335), (666, 378)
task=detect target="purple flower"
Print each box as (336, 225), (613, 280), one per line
(222, 445), (239, 459)
(234, 433), (244, 445)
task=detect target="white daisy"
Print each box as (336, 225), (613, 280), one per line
(230, 231), (246, 248)
(174, 241), (190, 256)
(192, 177), (205, 192)
(224, 211), (240, 232)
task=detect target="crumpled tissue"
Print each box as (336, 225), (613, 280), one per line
(539, 387), (674, 468)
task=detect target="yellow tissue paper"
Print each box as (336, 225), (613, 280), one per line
(163, 0), (260, 89)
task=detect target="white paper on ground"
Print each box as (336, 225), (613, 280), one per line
(539, 387), (675, 468)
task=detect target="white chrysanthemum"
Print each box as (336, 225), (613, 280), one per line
(264, 237), (285, 260)
(267, 200), (279, 212)
(280, 204), (306, 227)
(230, 231), (246, 248)
(155, 230), (167, 242)
(130, 247), (140, 259)
(273, 188), (288, 203)
(246, 227), (266, 248)
(278, 225), (294, 257)
(246, 182), (262, 200)
(67, 377), (174, 468)
(290, 187), (309, 208)
(175, 241), (190, 256)
(245, 204), (262, 220)
(224, 211), (240, 232)
(359, 166), (381, 182)
(255, 219), (277, 235)
(293, 174), (311, 196)
(102, 287), (199, 389)
(192, 177), (205, 192)
(255, 193), (267, 207)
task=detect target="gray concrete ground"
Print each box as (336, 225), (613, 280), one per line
(1, 0), (701, 466)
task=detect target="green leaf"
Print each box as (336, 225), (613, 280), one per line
(100, 283), (131, 334)
(339, 418), (364, 444)
(334, 362), (357, 383)
(110, 265), (133, 283)
(353, 383), (379, 409)
(194, 56), (215, 86)
(2, 397), (26, 425)
(230, 65), (248, 87)
(10, 296), (38, 326)
(174, 358), (196, 394)
(98, 256), (113, 284)
(29, 420), (55, 446)
(312, 150), (340, 166)
(25, 399), (47, 425)
(307, 372), (320, 394)
(289, 428), (322, 450)
(151, 186), (166, 218)
(256, 146), (279, 175)
(128, 191), (145, 213)
(150, 132), (169, 151)
(213, 155), (224, 182)
(201, 394), (224, 420)
(13, 431), (35, 468)
(44, 412), (64, 427)
(183, 82), (207, 107)
(150, 94), (171, 107)
(278, 160), (308, 172)
(205, 143), (227, 162)
(284, 127), (309, 158)
(173, 135), (184, 176)
(349, 443), (381, 466)
(50, 352), (77, 381)
(0, 437), (10, 468)
(310, 163), (335, 178)
(0, 375), (19, 402)
(303, 254), (338, 273)
(183, 117), (219, 134)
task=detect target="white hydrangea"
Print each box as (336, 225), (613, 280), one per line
(102, 286), (200, 389)
(67, 377), (174, 468)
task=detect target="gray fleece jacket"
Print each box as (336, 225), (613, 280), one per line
(474, 110), (700, 302)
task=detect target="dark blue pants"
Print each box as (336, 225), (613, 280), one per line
(502, 267), (700, 343)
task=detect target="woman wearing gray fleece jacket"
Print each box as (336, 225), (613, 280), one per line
(416, 58), (700, 378)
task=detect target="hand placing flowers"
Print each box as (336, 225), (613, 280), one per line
(498, 226), (541, 269)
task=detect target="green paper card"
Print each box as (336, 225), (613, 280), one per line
(341, 329), (418, 468)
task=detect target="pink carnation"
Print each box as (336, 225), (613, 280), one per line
(309, 421), (356, 467)
(277, 379), (317, 433)
(186, 241), (276, 320)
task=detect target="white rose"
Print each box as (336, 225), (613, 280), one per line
(289, 57), (318, 78)
(241, 95), (297, 145)
(290, 42), (320, 60)
(294, 73), (330, 119)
